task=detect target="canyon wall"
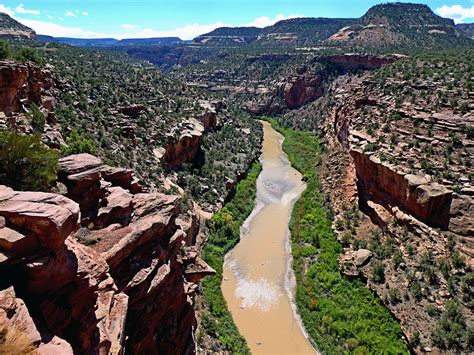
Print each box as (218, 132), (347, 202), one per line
(0, 154), (214, 353)
(0, 60), (54, 115)
(350, 149), (453, 229)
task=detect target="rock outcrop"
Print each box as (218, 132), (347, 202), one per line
(0, 13), (36, 39)
(320, 53), (401, 71)
(0, 60), (54, 115)
(154, 118), (205, 170)
(350, 149), (453, 229)
(277, 73), (324, 109)
(197, 100), (224, 130)
(0, 154), (214, 354)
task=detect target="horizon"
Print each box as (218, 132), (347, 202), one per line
(0, 1), (473, 40)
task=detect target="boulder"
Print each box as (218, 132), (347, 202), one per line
(157, 118), (205, 170)
(353, 249), (373, 267)
(0, 286), (41, 348)
(0, 186), (80, 251)
(95, 186), (134, 229)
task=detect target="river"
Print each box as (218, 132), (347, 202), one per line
(221, 121), (316, 354)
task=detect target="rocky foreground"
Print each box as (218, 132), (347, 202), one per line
(0, 153), (215, 353)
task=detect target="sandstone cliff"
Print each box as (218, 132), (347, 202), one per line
(315, 66), (473, 351)
(0, 154), (214, 354)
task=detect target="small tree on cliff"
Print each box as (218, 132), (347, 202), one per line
(61, 130), (97, 156)
(0, 131), (58, 191)
(0, 40), (11, 60)
(28, 103), (46, 132)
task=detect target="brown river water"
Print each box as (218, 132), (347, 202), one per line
(221, 121), (317, 354)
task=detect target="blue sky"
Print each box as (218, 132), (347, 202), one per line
(1, 1), (473, 39)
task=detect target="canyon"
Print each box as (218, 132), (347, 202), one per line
(222, 122), (313, 353)
(1, 2), (473, 354)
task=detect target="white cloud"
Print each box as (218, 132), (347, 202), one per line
(0, 4), (15, 16)
(15, 4), (40, 15)
(121, 22), (227, 40)
(46, 14), (54, 19)
(121, 24), (138, 30)
(246, 14), (303, 28)
(436, 5), (474, 23)
(17, 18), (111, 38)
(14, 13), (304, 40)
(82, 11), (88, 16)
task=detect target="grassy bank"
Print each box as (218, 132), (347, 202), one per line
(199, 161), (262, 354)
(268, 118), (409, 354)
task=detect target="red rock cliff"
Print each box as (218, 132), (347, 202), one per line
(0, 154), (214, 354)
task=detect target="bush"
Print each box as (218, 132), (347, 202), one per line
(372, 261), (385, 283)
(431, 300), (470, 350)
(62, 130), (98, 156)
(0, 40), (11, 60)
(28, 103), (46, 132)
(0, 131), (58, 191)
(14, 47), (44, 65)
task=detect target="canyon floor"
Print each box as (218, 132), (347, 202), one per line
(1, 2), (473, 354)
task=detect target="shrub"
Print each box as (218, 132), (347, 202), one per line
(410, 281), (422, 301)
(0, 40), (11, 60)
(0, 131), (58, 191)
(62, 130), (98, 156)
(28, 103), (46, 132)
(431, 300), (470, 350)
(15, 47), (44, 65)
(372, 261), (385, 283)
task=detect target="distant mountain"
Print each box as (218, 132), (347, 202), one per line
(255, 17), (356, 46)
(117, 37), (185, 46)
(37, 35), (186, 47)
(37, 36), (118, 46)
(0, 12), (36, 39)
(456, 23), (474, 39)
(328, 2), (470, 47)
(194, 27), (262, 45)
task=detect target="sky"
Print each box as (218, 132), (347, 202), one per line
(0, 1), (473, 40)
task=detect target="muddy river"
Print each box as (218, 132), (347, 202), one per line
(221, 121), (316, 354)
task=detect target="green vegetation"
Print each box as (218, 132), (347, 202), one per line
(0, 131), (58, 191)
(268, 118), (408, 354)
(0, 40), (11, 60)
(61, 130), (98, 156)
(28, 103), (46, 132)
(0, 39), (43, 65)
(431, 300), (472, 350)
(199, 161), (261, 354)
(14, 47), (44, 65)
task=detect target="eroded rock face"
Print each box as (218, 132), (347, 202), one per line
(197, 100), (224, 130)
(0, 60), (54, 115)
(350, 149), (453, 229)
(278, 74), (324, 109)
(321, 53), (401, 71)
(155, 118), (205, 170)
(0, 154), (214, 354)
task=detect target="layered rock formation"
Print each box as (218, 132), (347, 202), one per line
(313, 64), (473, 350)
(0, 60), (55, 115)
(0, 154), (214, 353)
(154, 118), (205, 170)
(0, 13), (36, 39)
(350, 149), (453, 229)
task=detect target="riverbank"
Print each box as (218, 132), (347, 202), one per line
(221, 121), (315, 354)
(268, 119), (409, 354)
(197, 161), (261, 354)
